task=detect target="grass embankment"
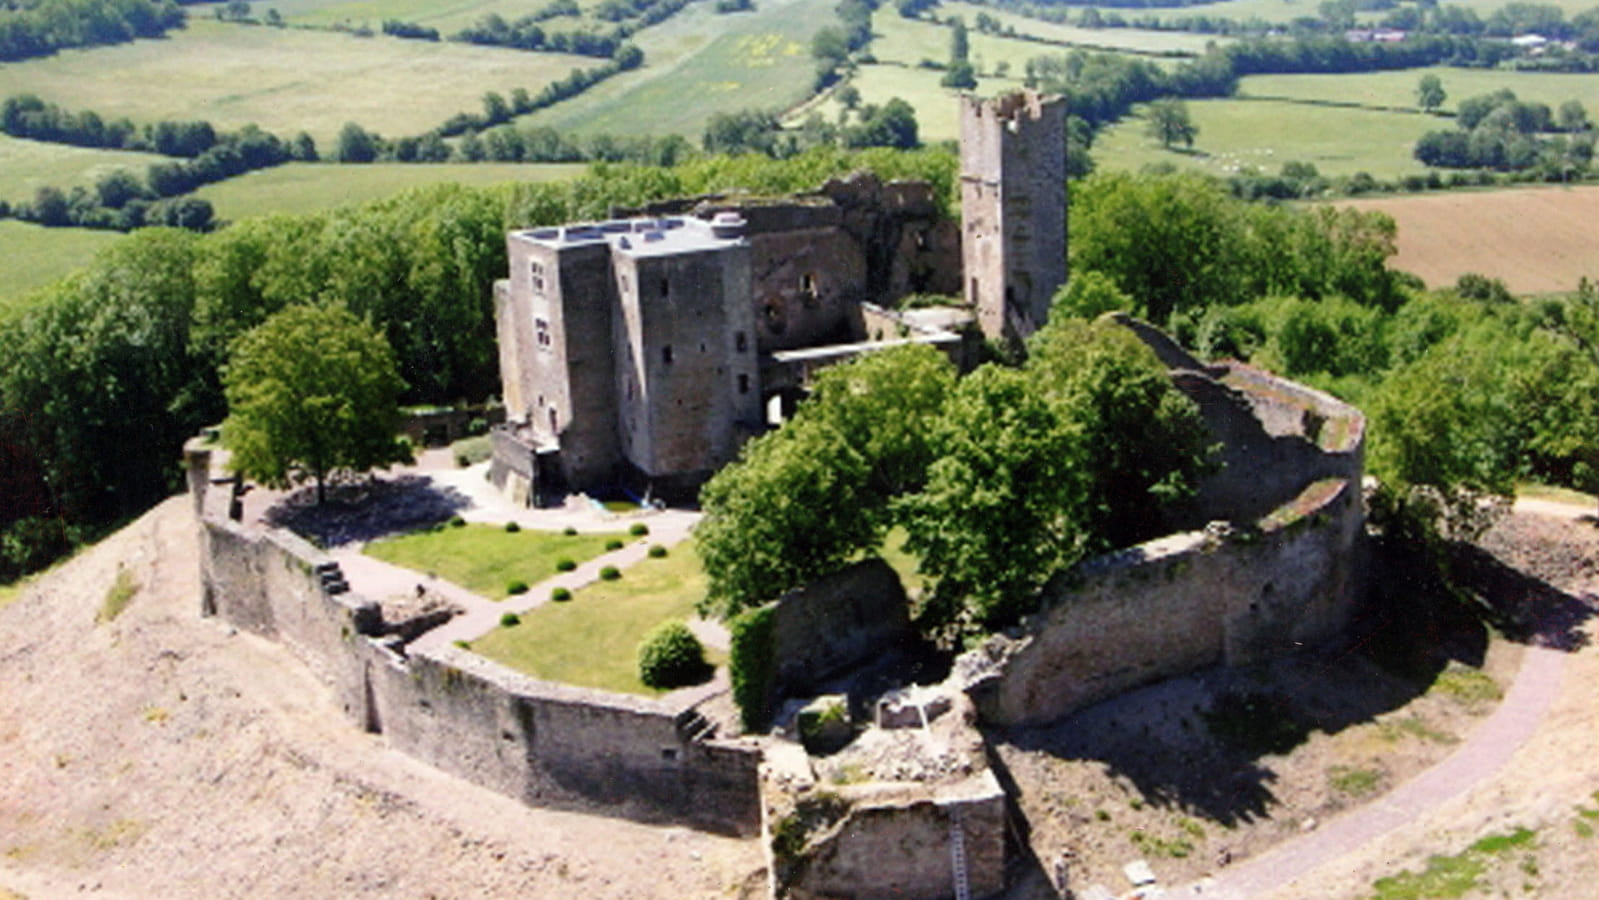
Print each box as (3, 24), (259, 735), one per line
(471, 541), (720, 694)
(0, 221), (123, 311)
(0, 19), (594, 146)
(520, 0), (825, 137)
(196, 161), (581, 219)
(364, 523), (624, 599)
(1096, 98), (1436, 179)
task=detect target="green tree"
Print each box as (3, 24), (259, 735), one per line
(1559, 99), (1590, 133)
(1145, 98), (1198, 149)
(949, 17), (969, 63)
(334, 122), (380, 163)
(1416, 74), (1446, 113)
(222, 304), (411, 504)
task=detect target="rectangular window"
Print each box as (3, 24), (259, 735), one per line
(535, 318), (551, 349)
(735, 331), (748, 352)
(662, 345), (673, 365)
(660, 277), (670, 298)
(530, 261), (546, 295)
(738, 374), (750, 394)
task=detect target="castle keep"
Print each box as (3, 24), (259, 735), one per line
(490, 90), (1068, 505)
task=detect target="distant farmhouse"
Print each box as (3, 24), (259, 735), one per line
(489, 90), (1068, 505)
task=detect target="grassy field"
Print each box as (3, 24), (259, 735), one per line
(800, 64), (1024, 142)
(0, 134), (171, 207)
(939, 1), (1227, 55)
(1096, 98), (1435, 179)
(470, 541), (720, 695)
(364, 523), (626, 598)
(870, 8), (1072, 71)
(1340, 184), (1599, 294)
(0, 20), (595, 146)
(0, 221), (123, 311)
(197, 161), (581, 219)
(1241, 67), (1599, 115)
(245, 0), (601, 31)
(521, 0), (825, 136)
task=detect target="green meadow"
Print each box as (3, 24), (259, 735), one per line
(939, 1), (1228, 56)
(1096, 98), (1436, 179)
(0, 19), (594, 146)
(1241, 67), (1599, 115)
(801, 64), (1025, 143)
(0, 134), (170, 206)
(0, 221), (123, 312)
(257, 0), (609, 31)
(197, 161), (581, 219)
(520, 0), (827, 136)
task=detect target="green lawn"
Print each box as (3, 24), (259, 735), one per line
(197, 160), (582, 219)
(470, 541), (720, 694)
(1095, 98), (1436, 179)
(364, 523), (625, 598)
(0, 221), (123, 312)
(520, 0), (825, 136)
(0, 19), (595, 147)
(939, 1), (1227, 55)
(1241, 67), (1599, 117)
(0, 134), (172, 207)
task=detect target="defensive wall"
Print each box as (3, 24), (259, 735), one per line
(185, 440), (762, 836)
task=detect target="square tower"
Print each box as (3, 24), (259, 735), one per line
(959, 90), (1068, 345)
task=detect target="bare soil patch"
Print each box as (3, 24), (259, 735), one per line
(1340, 186), (1599, 295)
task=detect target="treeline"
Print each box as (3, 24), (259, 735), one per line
(809, 0), (875, 87)
(0, 0), (183, 62)
(452, 0), (685, 58)
(1415, 89), (1594, 173)
(1064, 169), (1599, 515)
(703, 99), (920, 157)
(0, 146), (958, 582)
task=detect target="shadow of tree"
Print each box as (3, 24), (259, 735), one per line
(265, 474), (471, 547)
(1450, 542), (1597, 652)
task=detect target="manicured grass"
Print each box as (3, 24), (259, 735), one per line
(0, 19), (596, 146)
(0, 221), (123, 312)
(1241, 67), (1599, 116)
(364, 523), (625, 598)
(521, 0), (825, 137)
(1096, 98), (1436, 179)
(939, 1), (1226, 55)
(196, 161), (582, 219)
(0, 134), (171, 207)
(471, 541), (721, 694)
(801, 63), (1024, 143)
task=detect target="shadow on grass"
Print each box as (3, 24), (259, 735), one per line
(265, 474), (471, 547)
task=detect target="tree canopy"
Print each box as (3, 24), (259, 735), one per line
(221, 304), (412, 503)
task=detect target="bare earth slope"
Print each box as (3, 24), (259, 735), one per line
(0, 498), (764, 899)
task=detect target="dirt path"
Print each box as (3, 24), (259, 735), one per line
(0, 498), (764, 899)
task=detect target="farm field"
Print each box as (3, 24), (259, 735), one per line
(1241, 67), (1599, 114)
(197, 161), (581, 219)
(0, 19), (595, 147)
(0, 221), (123, 312)
(799, 64), (1024, 142)
(520, 0), (824, 136)
(869, 8), (1070, 71)
(237, 0), (607, 31)
(0, 134), (169, 207)
(939, 1), (1228, 55)
(1341, 184), (1599, 294)
(1096, 98), (1436, 179)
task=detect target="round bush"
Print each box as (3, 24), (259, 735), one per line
(505, 521), (521, 533)
(448, 515), (465, 528)
(605, 538), (624, 551)
(599, 565), (621, 581)
(550, 586), (573, 602)
(629, 522), (649, 537)
(506, 580), (529, 595)
(648, 544), (668, 559)
(500, 611), (521, 627)
(563, 526), (578, 536)
(555, 558), (576, 572)
(637, 621), (708, 689)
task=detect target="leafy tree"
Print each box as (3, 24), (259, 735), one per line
(334, 122), (380, 163)
(940, 61), (978, 89)
(94, 168), (147, 209)
(222, 304), (411, 504)
(1559, 99), (1590, 133)
(1145, 98), (1198, 149)
(949, 17), (969, 63)
(836, 84), (861, 111)
(1416, 73), (1446, 112)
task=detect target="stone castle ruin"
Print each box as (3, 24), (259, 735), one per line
(188, 90), (1370, 900)
(489, 91), (1068, 506)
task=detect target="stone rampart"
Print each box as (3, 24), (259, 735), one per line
(966, 476), (1364, 729)
(769, 557), (913, 697)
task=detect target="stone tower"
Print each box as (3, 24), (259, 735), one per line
(959, 90), (1068, 345)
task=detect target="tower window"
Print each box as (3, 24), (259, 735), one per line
(535, 318), (551, 349)
(738, 374), (750, 394)
(660, 277), (670, 298)
(735, 331), (748, 352)
(662, 345), (673, 365)
(530, 261), (546, 294)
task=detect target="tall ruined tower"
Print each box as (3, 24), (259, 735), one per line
(959, 90), (1068, 345)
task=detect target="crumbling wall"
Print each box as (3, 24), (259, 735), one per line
(770, 557), (913, 697)
(966, 477), (1364, 729)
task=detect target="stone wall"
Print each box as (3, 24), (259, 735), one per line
(965, 477), (1364, 729)
(769, 557), (913, 697)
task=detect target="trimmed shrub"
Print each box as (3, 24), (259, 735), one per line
(563, 526), (578, 536)
(506, 579), (529, 595)
(648, 544), (668, 558)
(505, 521), (521, 533)
(629, 522), (649, 536)
(636, 620), (709, 689)
(500, 611), (521, 627)
(599, 565), (621, 581)
(730, 605), (777, 732)
(605, 538), (624, 551)
(551, 586), (573, 602)
(555, 557), (576, 572)
(448, 515), (465, 527)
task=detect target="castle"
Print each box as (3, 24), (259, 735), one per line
(489, 90), (1069, 506)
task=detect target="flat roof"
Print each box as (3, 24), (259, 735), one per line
(514, 216), (744, 258)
